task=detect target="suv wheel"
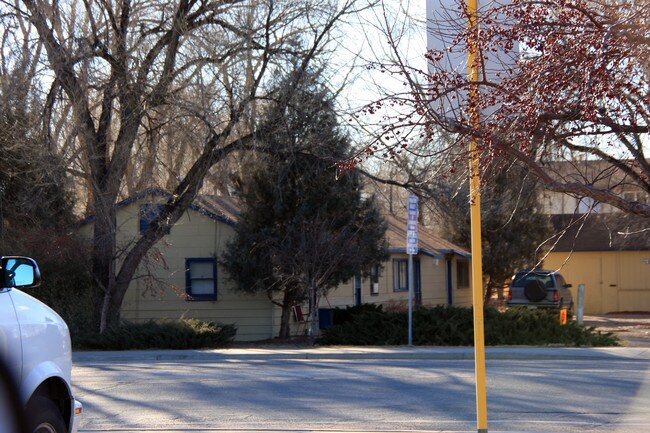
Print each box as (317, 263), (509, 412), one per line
(26, 396), (66, 433)
(524, 280), (547, 302)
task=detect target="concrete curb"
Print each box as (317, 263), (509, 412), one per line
(72, 346), (650, 363)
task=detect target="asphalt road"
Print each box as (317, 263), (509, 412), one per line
(72, 349), (650, 433)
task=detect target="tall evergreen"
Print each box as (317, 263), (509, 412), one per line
(222, 75), (388, 338)
(441, 161), (552, 302)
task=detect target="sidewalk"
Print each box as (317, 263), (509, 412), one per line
(73, 314), (650, 364)
(73, 345), (650, 363)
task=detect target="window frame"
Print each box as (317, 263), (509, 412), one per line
(456, 260), (470, 289)
(393, 259), (408, 292)
(392, 259), (421, 296)
(185, 257), (217, 301)
(370, 264), (380, 296)
(139, 203), (168, 235)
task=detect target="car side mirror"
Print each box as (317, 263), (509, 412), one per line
(1, 257), (41, 289)
(564, 283), (572, 289)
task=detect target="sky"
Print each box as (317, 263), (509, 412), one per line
(337, 0), (429, 109)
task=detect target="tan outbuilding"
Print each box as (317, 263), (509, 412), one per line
(544, 214), (650, 314)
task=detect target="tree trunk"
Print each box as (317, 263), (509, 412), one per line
(94, 140), (245, 334)
(484, 283), (494, 305)
(279, 303), (292, 339)
(278, 290), (295, 339)
(93, 196), (117, 333)
(307, 284), (321, 338)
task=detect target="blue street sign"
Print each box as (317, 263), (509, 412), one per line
(406, 195), (418, 254)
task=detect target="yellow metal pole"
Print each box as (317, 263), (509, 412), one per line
(466, 0), (488, 432)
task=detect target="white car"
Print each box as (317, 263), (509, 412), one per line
(0, 256), (82, 433)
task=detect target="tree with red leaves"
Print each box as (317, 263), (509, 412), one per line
(356, 0), (649, 217)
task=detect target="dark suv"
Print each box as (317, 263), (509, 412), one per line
(507, 270), (574, 311)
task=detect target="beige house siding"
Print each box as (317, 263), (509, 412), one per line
(544, 251), (650, 314)
(80, 191), (472, 340)
(322, 253), (473, 310)
(324, 274), (383, 308)
(79, 194), (276, 341)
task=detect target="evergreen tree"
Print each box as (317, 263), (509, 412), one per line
(440, 161), (552, 302)
(222, 76), (388, 338)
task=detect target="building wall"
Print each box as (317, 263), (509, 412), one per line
(545, 251), (650, 314)
(322, 254), (473, 309)
(79, 196), (474, 340)
(542, 191), (615, 214)
(81, 198), (276, 341)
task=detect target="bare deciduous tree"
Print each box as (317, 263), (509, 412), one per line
(354, 0), (649, 217)
(0, 12), (74, 237)
(6, 0), (368, 332)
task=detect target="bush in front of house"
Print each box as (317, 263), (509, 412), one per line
(75, 319), (237, 350)
(332, 303), (385, 326)
(317, 305), (619, 347)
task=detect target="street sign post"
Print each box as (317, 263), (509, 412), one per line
(407, 196), (418, 254)
(407, 195), (418, 346)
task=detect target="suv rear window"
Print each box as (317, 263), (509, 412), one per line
(512, 272), (553, 288)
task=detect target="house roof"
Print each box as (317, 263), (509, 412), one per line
(78, 188), (240, 227)
(194, 194), (240, 225)
(384, 214), (470, 259)
(550, 213), (650, 252)
(195, 197), (471, 258)
(79, 189), (469, 258)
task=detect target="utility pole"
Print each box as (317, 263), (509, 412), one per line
(466, 0), (489, 431)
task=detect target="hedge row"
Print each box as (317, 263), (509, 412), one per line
(75, 319), (237, 350)
(317, 305), (619, 347)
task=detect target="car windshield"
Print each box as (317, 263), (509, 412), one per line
(512, 272), (553, 288)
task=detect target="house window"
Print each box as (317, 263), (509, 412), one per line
(457, 260), (470, 289)
(393, 259), (408, 292)
(139, 204), (167, 234)
(185, 258), (217, 301)
(370, 264), (380, 295)
(578, 197), (601, 213)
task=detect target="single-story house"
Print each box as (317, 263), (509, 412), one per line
(78, 189), (472, 340)
(324, 214), (472, 311)
(78, 188), (276, 341)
